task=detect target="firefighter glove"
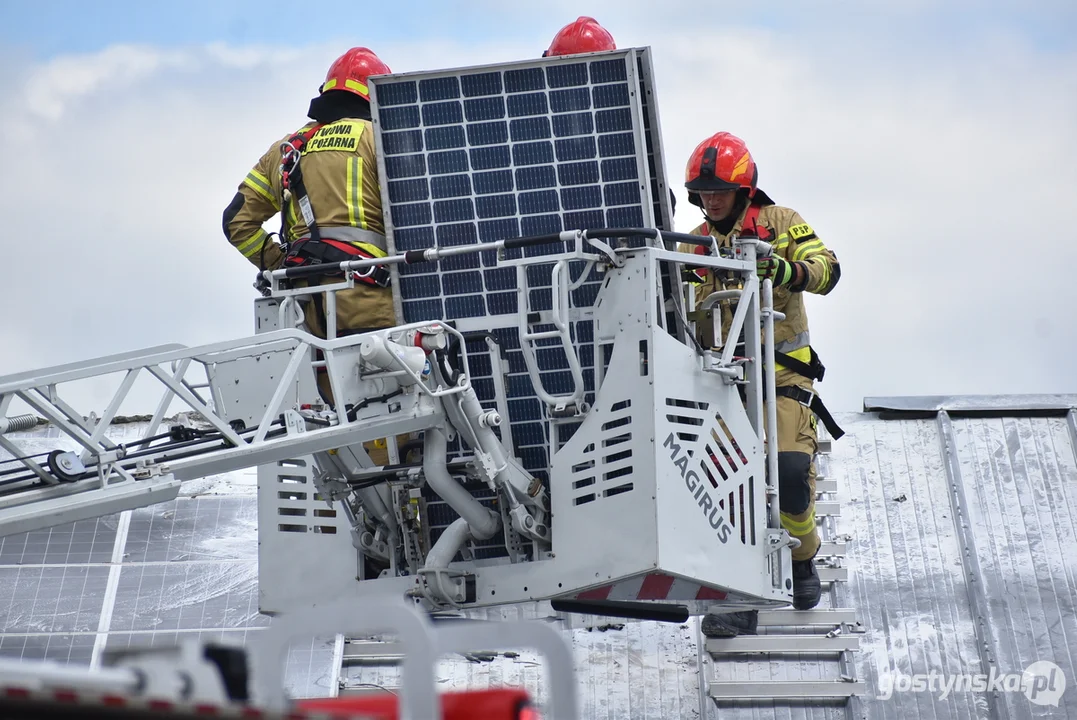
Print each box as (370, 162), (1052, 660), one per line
(757, 256), (800, 287)
(253, 273), (272, 298)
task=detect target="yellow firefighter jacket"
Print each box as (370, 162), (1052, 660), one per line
(224, 118), (395, 333)
(682, 202), (840, 389)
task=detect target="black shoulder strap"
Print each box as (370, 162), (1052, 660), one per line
(280, 125), (323, 243)
(772, 346), (826, 382)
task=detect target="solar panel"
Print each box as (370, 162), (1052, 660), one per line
(370, 48), (673, 556)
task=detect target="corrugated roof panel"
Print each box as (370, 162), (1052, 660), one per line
(834, 414), (986, 718)
(951, 414), (1077, 717)
(831, 410), (1077, 717)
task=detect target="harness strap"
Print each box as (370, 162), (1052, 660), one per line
(773, 385), (845, 440)
(686, 203), (770, 283)
(771, 346), (826, 382)
(284, 237), (391, 288)
(738, 204), (771, 241)
(280, 124), (323, 244)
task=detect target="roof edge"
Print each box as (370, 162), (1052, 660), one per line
(863, 394), (1077, 418)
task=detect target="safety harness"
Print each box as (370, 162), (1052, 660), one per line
(693, 204), (845, 440)
(278, 125), (390, 288)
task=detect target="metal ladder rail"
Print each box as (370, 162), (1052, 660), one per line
(515, 259), (589, 417)
(0, 325), (464, 538)
(704, 435), (867, 705)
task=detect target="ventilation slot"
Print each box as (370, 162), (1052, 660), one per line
(703, 445), (730, 483)
(604, 449), (632, 465)
(708, 430), (738, 475)
(573, 460), (595, 472)
(666, 413), (703, 427)
(279, 524), (306, 533)
(739, 484), (747, 544)
(700, 461), (719, 489)
(716, 411), (749, 465)
(573, 477), (596, 490)
(604, 433), (631, 448)
(278, 508), (306, 517)
(279, 475), (306, 485)
(314, 509), (337, 518)
(278, 459), (308, 468)
(602, 416), (630, 431)
(574, 493), (596, 506)
(748, 475), (757, 545)
(313, 525), (338, 534)
(605, 483), (633, 498)
(604, 466), (632, 482)
(611, 399), (631, 412)
(278, 491), (306, 501)
(666, 398), (710, 411)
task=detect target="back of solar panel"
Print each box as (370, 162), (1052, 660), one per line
(369, 48), (674, 562)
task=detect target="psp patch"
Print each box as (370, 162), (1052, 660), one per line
(788, 223), (817, 242)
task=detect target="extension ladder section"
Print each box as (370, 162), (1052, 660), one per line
(704, 434), (867, 710)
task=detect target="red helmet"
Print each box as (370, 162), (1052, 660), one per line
(320, 47), (391, 102)
(544, 17), (616, 57)
(684, 132), (762, 208)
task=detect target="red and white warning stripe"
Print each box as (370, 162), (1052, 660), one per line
(575, 573), (727, 602)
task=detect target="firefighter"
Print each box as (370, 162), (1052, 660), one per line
(681, 132), (843, 637)
(543, 16), (617, 56)
(222, 46), (396, 351)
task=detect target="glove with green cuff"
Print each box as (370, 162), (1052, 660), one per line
(756, 255), (804, 288)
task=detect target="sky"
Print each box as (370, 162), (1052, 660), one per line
(0, 0), (1076, 418)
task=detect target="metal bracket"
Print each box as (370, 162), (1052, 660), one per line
(509, 505), (549, 543)
(413, 567), (474, 607)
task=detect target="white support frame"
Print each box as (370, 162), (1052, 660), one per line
(0, 314), (465, 537)
(2, 229), (793, 615)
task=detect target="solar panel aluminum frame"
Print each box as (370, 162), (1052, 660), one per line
(367, 47), (674, 330)
(634, 49), (674, 237)
(365, 48), (680, 571)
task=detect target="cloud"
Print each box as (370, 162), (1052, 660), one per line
(0, 18), (1074, 419)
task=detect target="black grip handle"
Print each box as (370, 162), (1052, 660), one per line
(583, 227), (660, 241)
(282, 261), (345, 279)
(660, 230), (713, 247)
(502, 233), (564, 250)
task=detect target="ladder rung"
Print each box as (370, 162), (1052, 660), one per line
(818, 566), (848, 583)
(709, 680), (865, 699)
(705, 634), (859, 654)
(816, 479), (838, 494)
(339, 683), (401, 696)
(342, 640), (404, 665)
(757, 608), (859, 626)
(818, 541), (846, 557)
(815, 501), (840, 517)
(817, 439), (832, 454)
(523, 330), (562, 341)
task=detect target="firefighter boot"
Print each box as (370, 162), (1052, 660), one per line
(792, 558), (821, 610)
(700, 611), (759, 638)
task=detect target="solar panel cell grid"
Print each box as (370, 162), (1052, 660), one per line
(373, 50), (670, 559)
